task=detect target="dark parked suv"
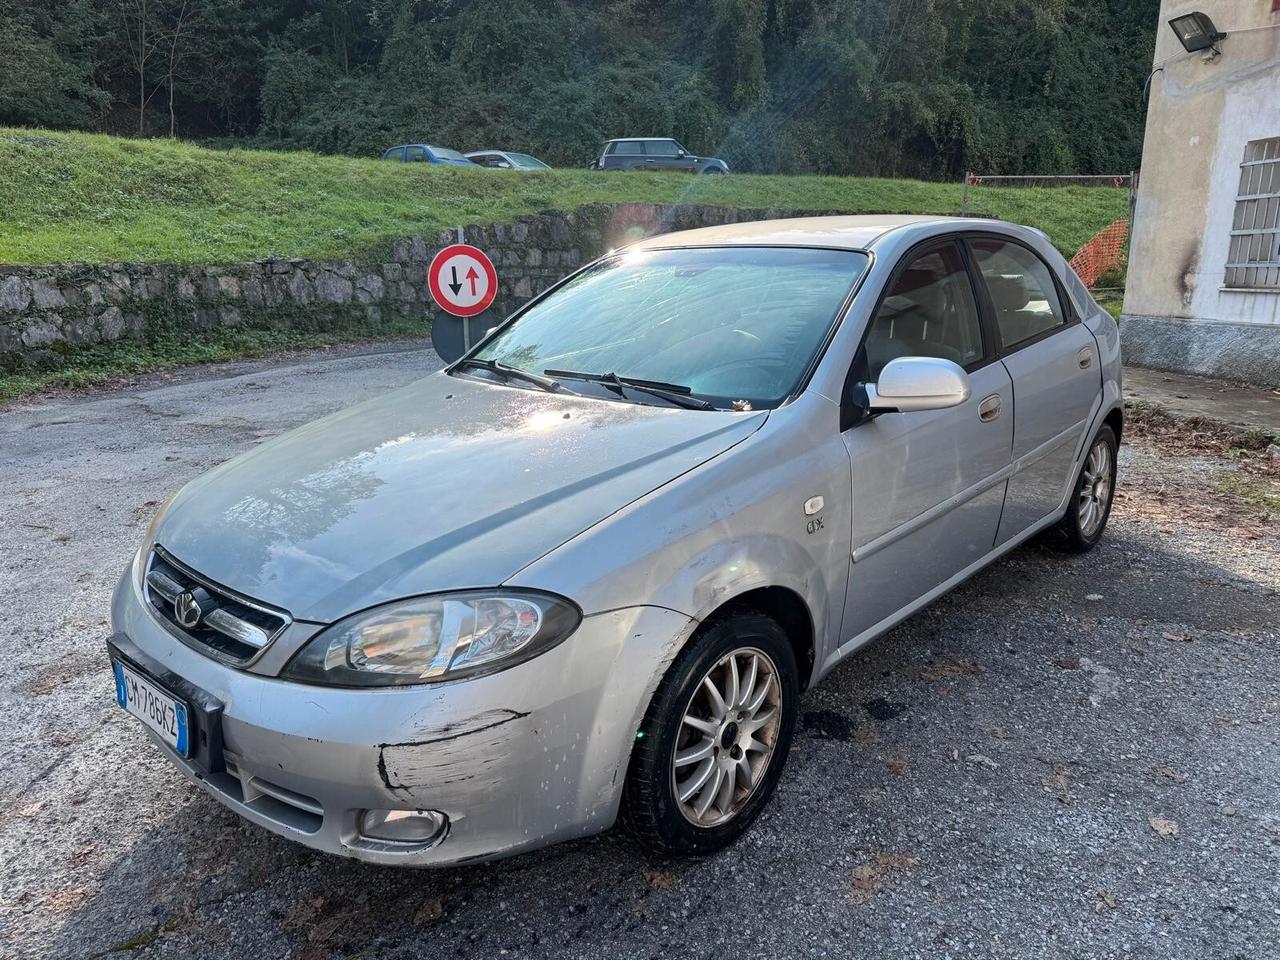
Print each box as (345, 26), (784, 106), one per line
(591, 138), (729, 174)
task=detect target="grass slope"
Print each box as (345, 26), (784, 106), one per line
(0, 129), (1127, 265)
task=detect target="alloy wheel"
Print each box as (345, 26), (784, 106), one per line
(671, 647), (782, 827)
(1078, 437), (1113, 538)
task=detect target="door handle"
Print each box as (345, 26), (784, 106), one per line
(1078, 347), (1093, 369)
(978, 394), (1003, 422)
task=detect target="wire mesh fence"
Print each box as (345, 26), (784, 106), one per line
(961, 172), (1137, 296)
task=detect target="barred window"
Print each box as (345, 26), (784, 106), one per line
(1226, 137), (1280, 290)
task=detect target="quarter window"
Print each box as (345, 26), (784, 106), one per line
(1226, 137), (1280, 290)
(970, 239), (1066, 350)
(864, 244), (984, 380)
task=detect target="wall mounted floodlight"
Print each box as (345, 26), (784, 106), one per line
(1168, 11), (1226, 53)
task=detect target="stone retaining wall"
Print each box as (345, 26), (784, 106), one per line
(0, 203), (859, 369)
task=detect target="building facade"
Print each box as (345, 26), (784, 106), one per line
(1123, 0), (1280, 384)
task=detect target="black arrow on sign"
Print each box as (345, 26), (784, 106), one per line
(448, 265), (463, 296)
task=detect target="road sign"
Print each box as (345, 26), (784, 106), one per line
(428, 244), (498, 317)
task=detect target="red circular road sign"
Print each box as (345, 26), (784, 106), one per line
(428, 244), (499, 317)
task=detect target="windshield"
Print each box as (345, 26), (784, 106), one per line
(430, 146), (471, 163)
(470, 246), (868, 409)
(508, 153), (550, 169)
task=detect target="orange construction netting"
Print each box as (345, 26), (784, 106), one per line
(1069, 218), (1129, 287)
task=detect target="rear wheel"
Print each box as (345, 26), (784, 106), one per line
(623, 611), (798, 855)
(1056, 424), (1117, 552)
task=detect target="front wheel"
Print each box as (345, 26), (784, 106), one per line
(623, 611), (798, 856)
(1056, 424), (1118, 552)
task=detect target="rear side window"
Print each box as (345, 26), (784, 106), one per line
(405, 145), (428, 163)
(969, 239), (1066, 350)
(381, 147), (402, 161)
(612, 141), (645, 155)
(864, 243), (984, 380)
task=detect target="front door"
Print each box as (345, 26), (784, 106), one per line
(966, 238), (1102, 545)
(645, 140), (698, 172)
(839, 239), (1013, 650)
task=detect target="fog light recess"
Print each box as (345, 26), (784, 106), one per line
(359, 808), (449, 845)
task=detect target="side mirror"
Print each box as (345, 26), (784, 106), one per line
(676, 149), (687, 157)
(866, 357), (970, 414)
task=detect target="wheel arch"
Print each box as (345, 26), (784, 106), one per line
(1102, 404), (1124, 445)
(700, 585), (816, 691)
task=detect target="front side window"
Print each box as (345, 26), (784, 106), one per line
(471, 247), (868, 409)
(864, 243), (984, 380)
(970, 239), (1066, 350)
(1226, 137), (1280, 290)
(429, 147), (470, 163)
(404, 145), (428, 163)
(612, 141), (645, 155)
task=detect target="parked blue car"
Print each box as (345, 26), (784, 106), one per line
(380, 144), (478, 166)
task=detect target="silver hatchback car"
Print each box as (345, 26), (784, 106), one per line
(108, 215), (1122, 866)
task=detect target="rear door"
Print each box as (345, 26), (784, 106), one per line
(604, 141), (646, 171)
(966, 237), (1101, 545)
(839, 238), (1013, 646)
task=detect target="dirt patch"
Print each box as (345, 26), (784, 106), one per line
(850, 852), (918, 904)
(25, 650), (104, 696)
(1117, 404), (1279, 541)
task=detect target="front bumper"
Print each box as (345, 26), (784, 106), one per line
(110, 569), (694, 866)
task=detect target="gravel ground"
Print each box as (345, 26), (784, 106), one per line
(1, 347), (1277, 960)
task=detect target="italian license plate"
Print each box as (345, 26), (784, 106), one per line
(112, 660), (190, 757)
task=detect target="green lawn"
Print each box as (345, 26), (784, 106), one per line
(0, 129), (1127, 265)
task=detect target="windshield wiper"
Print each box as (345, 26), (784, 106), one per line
(455, 358), (564, 393)
(542, 369), (715, 410)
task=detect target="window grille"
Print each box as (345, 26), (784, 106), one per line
(1226, 137), (1280, 290)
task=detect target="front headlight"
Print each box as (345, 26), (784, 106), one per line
(134, 491), (179, 588)
(281, 591), (581, 687)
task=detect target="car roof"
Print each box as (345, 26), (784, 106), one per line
(628, 215), (1010, 252)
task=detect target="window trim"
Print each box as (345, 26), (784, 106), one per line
(857, 235), (996, 376)
(838, 235), (993, 431)
(961, 232), (1080, 358)
(1225, 137), (1280, 291)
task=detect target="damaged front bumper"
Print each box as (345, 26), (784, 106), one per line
(109, 571), (694, 866)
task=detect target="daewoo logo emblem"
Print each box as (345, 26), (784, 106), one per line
(174, 591), (203, 629)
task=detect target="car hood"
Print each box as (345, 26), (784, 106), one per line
(154, 372), (765, 622)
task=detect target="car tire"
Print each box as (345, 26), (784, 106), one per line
(622, 609), (799, 856)
(700, 167), (726, 175)
(1054, 424), (1118, 553)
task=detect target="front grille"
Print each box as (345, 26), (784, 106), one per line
(144, 546), (290, 665)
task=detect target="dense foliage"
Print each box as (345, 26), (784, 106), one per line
(2, 0), (1158, 178)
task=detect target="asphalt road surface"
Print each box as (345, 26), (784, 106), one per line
(2, 344), (1277, 960)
